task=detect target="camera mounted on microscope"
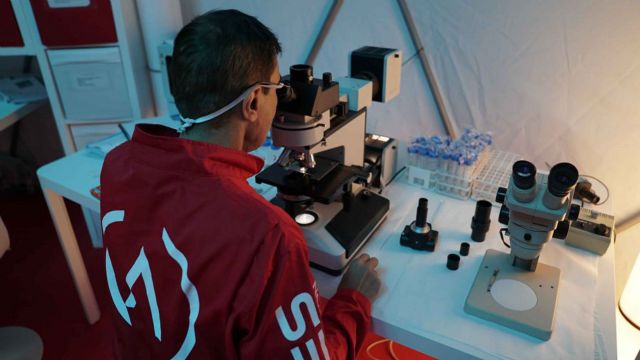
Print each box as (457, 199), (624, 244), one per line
(269, 47), (402, 175)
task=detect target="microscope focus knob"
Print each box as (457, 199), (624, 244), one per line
(322, 72), (332, 87)
(498, 204), (510, 225)
(496, 187), (507, 204)
(553, 220), (571, 239)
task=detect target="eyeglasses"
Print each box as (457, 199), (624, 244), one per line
(177, 81), (288, 133)
(257, 81), (286, 90)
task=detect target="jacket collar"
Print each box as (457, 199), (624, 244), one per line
(129, 124), (264, 179)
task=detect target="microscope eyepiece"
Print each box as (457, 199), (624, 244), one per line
(512, 160), (537, 190)
(547, 163), (579, 197)
(415, 198), (429, 228)
(276, 82), (295, 104)
(290, 64), (314, 84)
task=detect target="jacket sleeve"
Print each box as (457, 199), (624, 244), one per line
(235, 222), (371, 360)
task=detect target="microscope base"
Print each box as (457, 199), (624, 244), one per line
(464, 249), (560, 341)
(274, 190), (389, 276)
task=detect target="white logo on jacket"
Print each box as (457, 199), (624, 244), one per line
(276, 291), (331, 360)
(102, 210), (200, 360)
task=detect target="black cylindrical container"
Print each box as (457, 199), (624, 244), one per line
(447, 254), (460, 270)
(471, 200), (492, 242)
(460, 242), (470, 256)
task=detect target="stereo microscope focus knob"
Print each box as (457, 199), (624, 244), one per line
(498, 204), (510, 225)
(568, 204), (581, 221)
(553, 220), (571, 239)
(496, 187), (507, 204)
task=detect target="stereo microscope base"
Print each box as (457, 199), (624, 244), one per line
(464, 249), (560, 341)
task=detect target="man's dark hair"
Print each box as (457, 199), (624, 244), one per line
(169, 9), (281, 120)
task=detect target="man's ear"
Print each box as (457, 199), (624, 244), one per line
(241, 88), (261, 123)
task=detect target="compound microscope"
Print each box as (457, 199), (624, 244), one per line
(465, 160), (581, 340)
(256, 47), (401, 275)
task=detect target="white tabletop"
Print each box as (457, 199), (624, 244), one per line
(36, 129), (617, 360)
(313, 182), (617, 360)
(0, 99), (45, 132)
(37, 149), (102, 213)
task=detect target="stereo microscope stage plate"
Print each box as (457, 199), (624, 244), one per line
(464, 249), (560, 341)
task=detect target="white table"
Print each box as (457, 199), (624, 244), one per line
(35, 117), (176, 324)
(313, 183), (617, 359)
(37, 150), (102, 324)
(0, 99), (44, 132)
(36, 139), (617, 358)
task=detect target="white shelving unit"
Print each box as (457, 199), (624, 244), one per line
(3, 0), (155, 154)
(2, 0), (156, 248)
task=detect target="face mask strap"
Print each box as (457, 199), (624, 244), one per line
(177, 82), (285, 134)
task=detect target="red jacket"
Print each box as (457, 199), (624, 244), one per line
(100, 124), (371, 359)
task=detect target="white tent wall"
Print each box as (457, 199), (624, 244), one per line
(180, 0), (640, 222)
(180, 0), (447, 165)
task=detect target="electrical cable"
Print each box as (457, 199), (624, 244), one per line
(379, 166), (407, 194)
(366, 339), (401, 360)
(499, 228), (511, 248)
(579, 174), (610, 205)
(388, 340), (400, 360)
(618, 302), (640, 331)
(366, 339), (389, 360)
(544, 162), (610, 206)
(402, 47), (423, 67)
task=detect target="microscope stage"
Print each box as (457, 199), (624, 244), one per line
(464, 249), (560, 341)
(256, 157), (363, 203)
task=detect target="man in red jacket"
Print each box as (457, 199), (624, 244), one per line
(101, 9), (381, 359)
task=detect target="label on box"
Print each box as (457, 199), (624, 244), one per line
(47, 0), (91, 8)
(73, 72), (110, 90)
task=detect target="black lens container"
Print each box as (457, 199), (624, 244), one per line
(471, 200), (492, 242)
(460, 242), (470, 256)
(447, 254), (460, 270)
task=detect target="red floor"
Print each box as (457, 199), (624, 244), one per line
(0, 190), (434, 359)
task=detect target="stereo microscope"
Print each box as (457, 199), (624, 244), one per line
(465, 160), (581, 340)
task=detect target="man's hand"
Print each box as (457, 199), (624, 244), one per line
(338, 253), (382, 302)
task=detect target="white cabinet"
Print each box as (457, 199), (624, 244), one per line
(4, 0), (155, 153)
(2, 0), (156, 248)
(49, 47), (133, 121)
(69, 123), (123, 150)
